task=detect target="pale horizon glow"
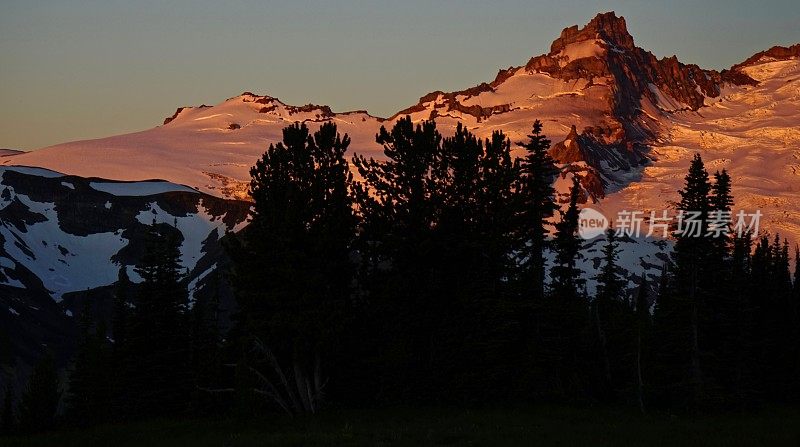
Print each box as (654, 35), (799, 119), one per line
(1, 0), (798, 150)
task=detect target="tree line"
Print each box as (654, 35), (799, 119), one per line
(2, 118), (799, 434)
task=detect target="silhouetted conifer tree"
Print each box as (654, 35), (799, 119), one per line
(18, 353), (60, 433)
(592, 227), (626, 400)
(1, 384), (13, 434)
(64, 304), (111, 426)
(517, 120), (558, 301)
(227, 121), (355, 413)
(634, 275), (650, 413)
(125, 222), (191, 416)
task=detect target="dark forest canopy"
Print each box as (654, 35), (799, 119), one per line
(3, 118), (799, 435)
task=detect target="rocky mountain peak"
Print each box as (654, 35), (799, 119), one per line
(551, 12), (634, 53)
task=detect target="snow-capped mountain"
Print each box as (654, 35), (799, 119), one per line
(1, 11), (798, 380)
(0, 166), (249, 379)
(5, 13), (797, 238)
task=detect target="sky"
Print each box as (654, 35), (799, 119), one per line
(1, 0), (798, 151)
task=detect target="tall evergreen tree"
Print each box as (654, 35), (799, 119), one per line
(125, 222), (191, 416)
(18, 353), (60, 433)
(227, 121), (355, 413)
(109, 266), (132, 416)
(350, 117), (446, 401)
(794, 245), (800, 312)
(517, 120), (558, 301)
(550, 176), (584, 298)
(1, 384), (13, 434)
(545, 175), (589, 398)
(351, 118), (528, 401)
(754, 235), (797, 400)
(0, 328), (12, 368)
(592, 227), (625, 399)
(676, 154), (712, 407)
(704, 169), (740, 403)
(595, 228), (624, 304)
(634, 275), (650, 413)
(64, 304), (111, 426)
(653, 154), (712, 409)
(190, 271), (224, 414)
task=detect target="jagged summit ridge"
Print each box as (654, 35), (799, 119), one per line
(550, 11), (635, 52)
(3, 11), (798, 228)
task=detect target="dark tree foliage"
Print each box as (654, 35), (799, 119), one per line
(226, 121), (355, 413)
(634, 275), (651, 413)
(350, 117), (446, 402)
(64, 304), (111, 426)
(125, 222), (192, 416)
(39, 124), (800, 431)
(550, 176), (585, 298)
(1, 384), (13, 434)
(749, 234), (797, 401)
(591, 227), (630, 401)
(18, 353), (60, 433)
(653, 154), (712, 409)
(350, 118), (525, 401)
(516, 120), (559, 301)
(0, 328), (12, 368)
(794, 246), (800, 308)
(190, 270), (225, 414)
(110, 266), (131, 414)
(536, 175), (589, 398)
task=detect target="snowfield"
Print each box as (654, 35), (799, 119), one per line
(0, 166), (249, 301)
(0, 18), (798, 298)
(594, 58), (800, 248)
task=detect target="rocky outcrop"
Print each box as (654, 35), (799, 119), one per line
(731, 44), (800, 70)
(549, 125), (585, 163)
(549, 122), (647, 201)
(551, 11), (635, 52)
(391, 84), (506, 122)
(0, 149), (23, 157)
(163, 105), (211, 125)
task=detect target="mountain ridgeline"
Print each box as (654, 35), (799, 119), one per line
(1, 10), (799, 434)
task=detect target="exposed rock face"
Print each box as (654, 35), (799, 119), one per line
(525, 11), (756, 118)
(550, 11), (635, 52)
(731, 44), (800, 70)
(391, 84), (503, 122)
(549, 125), (585, 163)
(243, 92), (335, 120)
(163, 105), (211, 125)
(0, 149), (23, 157)
(550, 123), (642, 201)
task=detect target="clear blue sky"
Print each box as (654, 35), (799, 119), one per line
(1, 0), (798, 150)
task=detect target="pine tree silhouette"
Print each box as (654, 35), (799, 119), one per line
(125, 222), (191, 416)
(65, 303), (111, 426)
(227, 121), (355, 414)
(517, 120), (558, 302)
(18, 353), (60, 433)
(1, 384), (14, 434)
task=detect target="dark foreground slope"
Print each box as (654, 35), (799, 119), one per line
(4, 405), (799, 447)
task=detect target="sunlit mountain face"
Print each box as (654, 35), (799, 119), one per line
(5, 13), (798, 239)
(0, 11), (798, 419)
